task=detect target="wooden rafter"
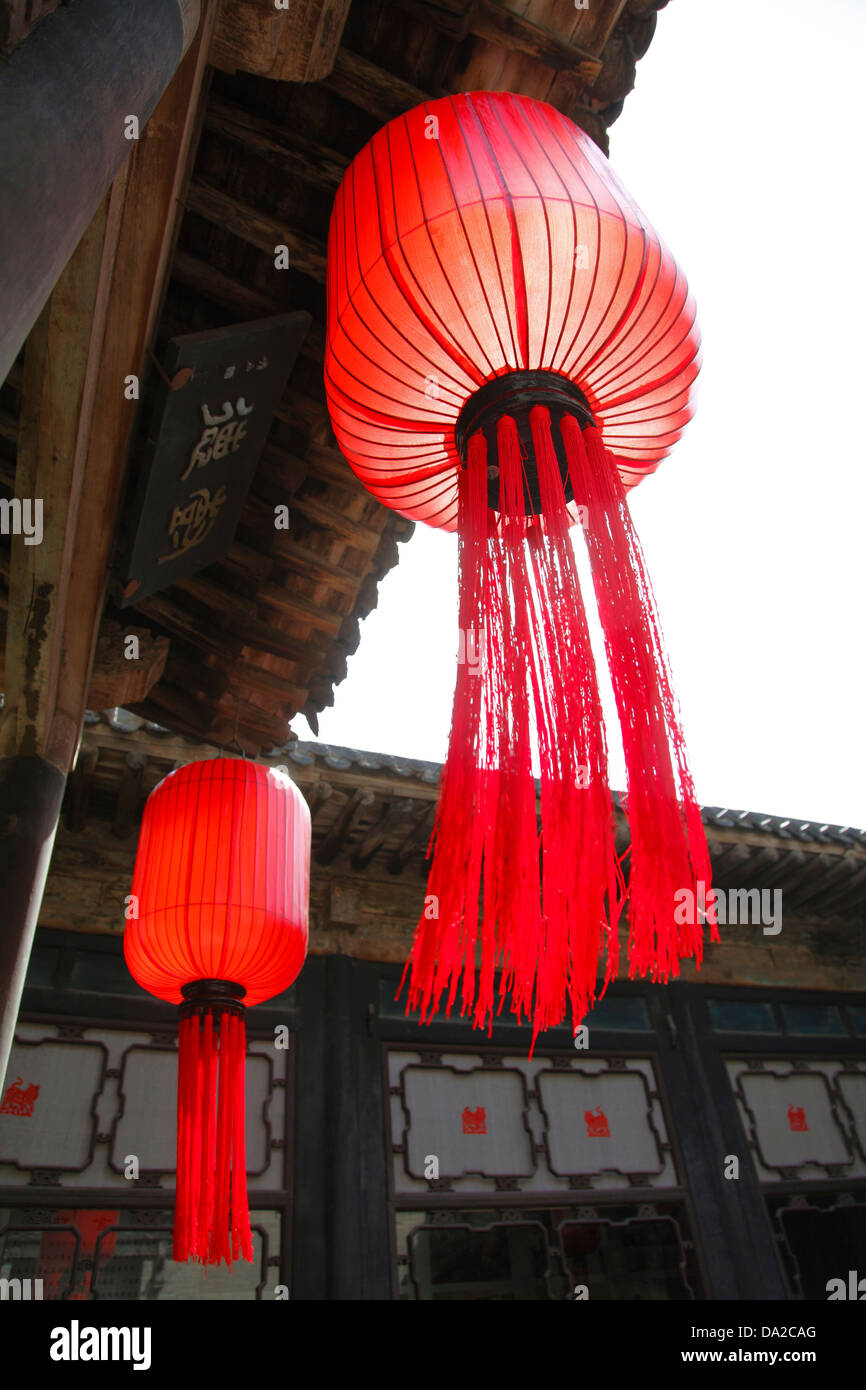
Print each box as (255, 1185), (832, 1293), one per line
(324, 48), (430, 122)
(351, 797), (416, 870)
(316, 787), (376, 865)
(186, 180), (327, 281)
(470, 0), (604, 79)
(204, 97), (350, 191)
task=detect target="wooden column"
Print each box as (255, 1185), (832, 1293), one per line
(0, 757), (66, 1085)
(0, 0), (201, 383)
(0, 0), (218, 1088)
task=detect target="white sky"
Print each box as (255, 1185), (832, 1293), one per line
(304, 0), (866, 832)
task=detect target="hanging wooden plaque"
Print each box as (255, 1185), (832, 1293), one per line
(118, 311), (310, 605)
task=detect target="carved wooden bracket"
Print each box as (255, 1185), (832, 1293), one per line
(86, 620), (169, 711)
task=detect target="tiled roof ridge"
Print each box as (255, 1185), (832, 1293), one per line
(286, 741), (866, 847)
(82, 712), (866, 847)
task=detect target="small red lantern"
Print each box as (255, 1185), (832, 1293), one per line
(124, 758), (310, 1265)
(325, 92), (717, 1047)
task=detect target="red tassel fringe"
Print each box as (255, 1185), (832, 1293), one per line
(401, 407), (715, 1048)
(560, 419), (717, 978)
(175, 1008), (253, 1265)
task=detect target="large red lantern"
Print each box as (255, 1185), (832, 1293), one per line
(125, 758), (310, 1265)
(325, 92), (717, 1046)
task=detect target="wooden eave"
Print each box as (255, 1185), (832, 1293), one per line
(50, 717), (866, 944)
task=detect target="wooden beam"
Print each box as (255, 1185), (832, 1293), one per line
(275, 386), (334, 448)
(222, 538), (275, 586)
(386, 0), (475, 41)
(351, 797), (416, 871)
(315, 786), (375, 866)
(261, 439), (361, 505)
(234, 612), (328, 666)
(165, 569), (333, 660)
(186, 180), (327, 282)
(211, 0), (350, 83)
(296, 764), (436, 807)
(470, 0), (603, 78)
(707, 843), (779, 878)
(391, 0), (607, 78)
(204, 97), (349, 191)
(798, 862), (866, 916)
(82, 724), (222, 768)
(785, 858), (863, 914)
(133, 592), (244, 662)
(113, 752), (146, 839)
(161, 649), (227, 703)
(570, 0), (630, 57)
(256, 582), (346, 637)
(135, 594), (322, 686)
(208, 698), (291, 752)
(388, 802), (436, 875)
(171, 248), (276, 320)
(324, 49), (431, 124)
(288, 494), (384, 552)
(751, 849), (809, 891)
(707, 843), (753, 880)
(231, 659), (307, 710)
(291, 0), (353, 82)
(162, 270), (326, 371)
(254, 442), (309, 499)
(65, 745), (99, 833)
(171, 571), (260, 626)
(135, 680), (222, 741)
(79, 719), (439, 805)
(134, 681), (291, 753)
(271, 536), (362, 596)
(301, 443), (370, 495)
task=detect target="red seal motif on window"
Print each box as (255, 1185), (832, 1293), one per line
(462, 1106), (486, 1135)
(584, 1106), (610, 1137)
(0, 1078), (40, 1117)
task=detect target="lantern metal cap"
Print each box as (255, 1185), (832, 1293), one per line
(455, 370), (595, 513)
(180, 978), (246, 1016)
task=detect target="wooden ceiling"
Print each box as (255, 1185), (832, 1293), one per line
(0, 0), (669, 755)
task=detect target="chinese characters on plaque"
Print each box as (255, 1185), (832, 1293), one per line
(119, 313), (310, 604)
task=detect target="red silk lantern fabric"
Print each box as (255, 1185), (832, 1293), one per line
(125, 759), (310, 1264)
(325, 91), (699, 529)
(126, 759), (309, 1006)
(325, 92), (715, 1050)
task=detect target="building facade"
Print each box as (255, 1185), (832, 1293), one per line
(1, 731), (864, 1300)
